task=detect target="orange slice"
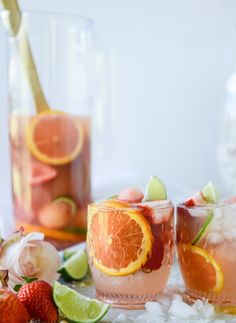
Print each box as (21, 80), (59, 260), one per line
(17, 221), (86, 242)
(87, 203), (153, 276)
(215, 306), (236, 314)
(26, 111), (84, 165)
(178, 243), (224, 293)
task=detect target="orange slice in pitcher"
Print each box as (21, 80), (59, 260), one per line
(87, 203), (153, 276)
(26, 111), (84, 165)
(178, 244), (224, 293)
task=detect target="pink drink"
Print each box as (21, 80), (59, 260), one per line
(10, 114), (91, 249)
(87, 200), (174, 308)
(177, 202), (236, 313)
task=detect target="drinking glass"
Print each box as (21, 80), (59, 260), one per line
(87, 200), (174, 308)
(177, 202), (236, 313)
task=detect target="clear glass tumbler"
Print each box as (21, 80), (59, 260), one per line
(177, 202), (236, 313)
(87, 200), (174, 309)
(3, 10), (94, 249)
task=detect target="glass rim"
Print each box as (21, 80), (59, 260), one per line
(0, 9), (94, 26)
(89, 200), (174, 212)
(177, 201), (233, 211)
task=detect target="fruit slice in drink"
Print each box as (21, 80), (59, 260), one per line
(184, 182), (220, 207)
(87, 201), (153, 276)
(178, 243), (224, 293)
(202, 182), (220, 204)
(143, 176), (167, 201)
(29, 160), (57, 186)
(26, 111), (84, 165)
(184, 182), (219, 245)
(191, 211), (214, 245)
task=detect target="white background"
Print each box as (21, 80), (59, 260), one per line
(1, 0), (236, 206)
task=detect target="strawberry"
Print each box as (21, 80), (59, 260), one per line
(184, 191), (207, 207)
(17, 280), (58, 323)
(0, 289), (30, 323)
(139, 205), (165, 271)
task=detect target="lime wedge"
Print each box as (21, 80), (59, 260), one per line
(53, 282), (110, 323)
(143, 175), (167, 201)
(63, 248), (77, 261)
(202, 182), (220, 204)
(58, 249), (88, 281)
(191, 211), (214, 245)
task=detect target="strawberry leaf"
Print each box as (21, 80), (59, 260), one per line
(13, 284), (22, 292)
(21, 276), (38, 284)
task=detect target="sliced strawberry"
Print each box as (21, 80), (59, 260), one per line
(143, 236), (164, 272)
(138, 205), (165, 271)
(29, 160), (57, 186)
(184, 191), (207, 207)
(118, 187), (143, 203)
(135, 200), (172, 224)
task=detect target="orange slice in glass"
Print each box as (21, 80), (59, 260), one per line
(26, 111), (84, 165)
(178, 243), (224, 293)
(87, 203), (153, 276)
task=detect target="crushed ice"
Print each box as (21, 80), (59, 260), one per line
(112, 293), (228, 323)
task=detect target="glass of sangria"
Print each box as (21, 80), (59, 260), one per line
(5, 11), (94, 249)
(87, 176), (174, 308)
(177, 182), (236, 313)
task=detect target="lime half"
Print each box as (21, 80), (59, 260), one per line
(143, 175), (167, 201)
(191, 211), (214, 245)
(53, 282), (110, 323)
(202, 182), (220, 204)
(58, 249), (88, 281)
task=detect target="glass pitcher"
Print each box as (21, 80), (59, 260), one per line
(4, 10), (95, 249)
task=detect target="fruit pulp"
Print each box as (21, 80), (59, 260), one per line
(177, 203), (236, 310)
(87, 201), (174, 308)
(10, 114), (91, 250)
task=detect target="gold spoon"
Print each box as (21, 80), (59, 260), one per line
(1, 0), (50, 113)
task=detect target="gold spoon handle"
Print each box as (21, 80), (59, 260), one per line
(1, 0), (50, 113)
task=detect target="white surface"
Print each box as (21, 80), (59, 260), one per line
(1, 0), (236, 207)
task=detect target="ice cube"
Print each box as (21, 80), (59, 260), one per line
(207, 232), (222, 244)
(224, 230), (236, 241)
(157, 295), (173, 312)
(169, 298), (197, 318)
(201, 303), (214, 318)
(145, 302), (163, 315)
(172, 294), (183, 302)
(192, 299), (214, 318)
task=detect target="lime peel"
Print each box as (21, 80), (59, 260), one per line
(53, 196), (77, 215)
(53, 282), (110, 323)
(191, 211), (214, 245)
(63, 248), (77, 261)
